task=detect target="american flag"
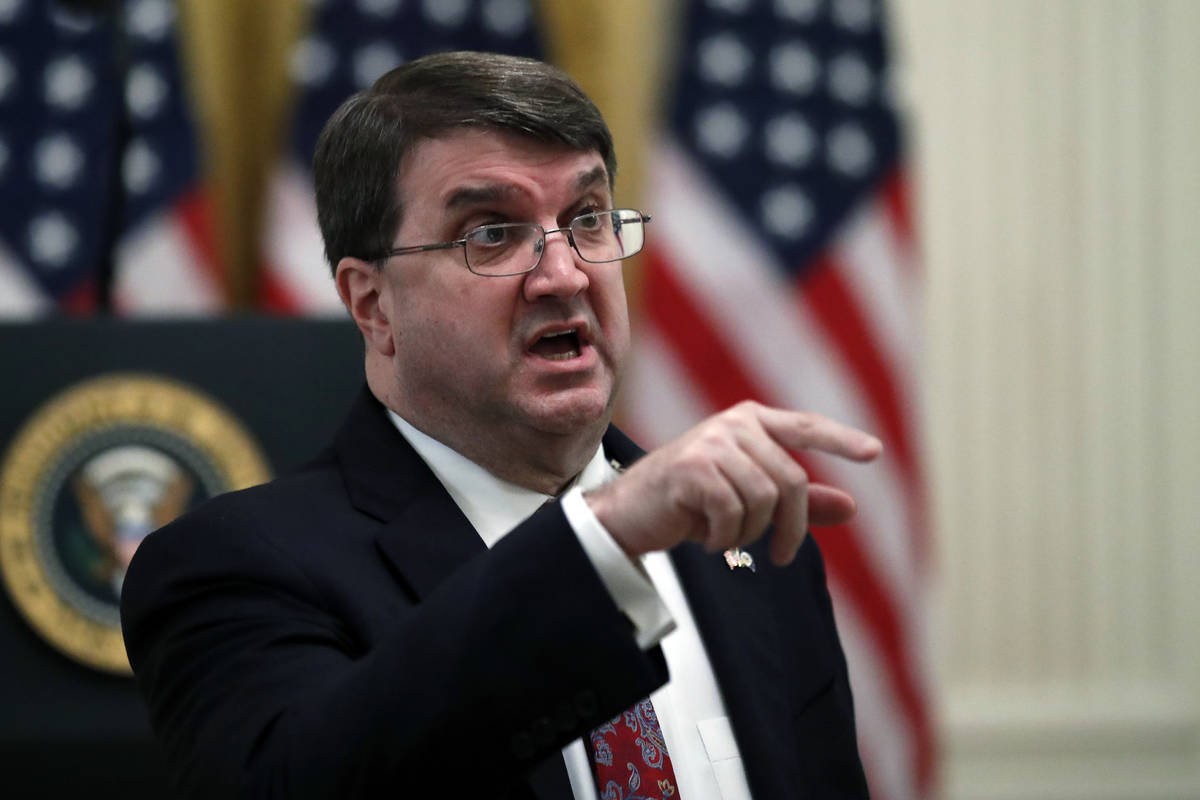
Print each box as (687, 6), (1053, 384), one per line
(623, 0), (934, 797)
(260, 0), (544, 313)
(0, 0), (220, 317)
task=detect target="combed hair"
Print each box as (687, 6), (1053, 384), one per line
(312, 51), (616, 274)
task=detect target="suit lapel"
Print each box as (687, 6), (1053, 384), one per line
(333, 388), (487, 600)
(670, 544), (798, 799)
(333, 388), (573, 799)
(604, 426), (798, 798)
(374, 487), (487, 599)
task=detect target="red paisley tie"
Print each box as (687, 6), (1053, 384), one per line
(587, 697), (681, 799)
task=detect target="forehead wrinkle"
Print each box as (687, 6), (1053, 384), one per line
(440, 159), (610, 214)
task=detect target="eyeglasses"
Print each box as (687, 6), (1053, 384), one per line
(372, 208), (652, 277)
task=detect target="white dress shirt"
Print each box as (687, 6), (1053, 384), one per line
(389, 412), (754, 800)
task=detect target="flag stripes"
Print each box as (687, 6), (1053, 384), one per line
(638, 126), (932, 797)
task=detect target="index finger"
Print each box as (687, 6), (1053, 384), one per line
(754, 406), (882, 462)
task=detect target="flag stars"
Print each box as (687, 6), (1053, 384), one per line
(127, 0), (174, 41)
(764, 112), (816, 167)
(695, 103), (749, 158)
(832, 0), (874, 33)
(291, 36), (337, 87)
(774, 0), (821, 24)
(126, 63), (169, 120)
(0, 50), (15, 103)
(698, 33), (753, 88)
(0, 0), (23, 26)
(423, 0), (469, 28)
(356, 0), (403, 18)
(707, 0), (752, 14)
(34, 133), (85, 189)
(482, 0), (531, 37)
(768, 41), (819, 95)
(29, 211), (79, 269)
(760, 185), (813, 240)
(50, 5), (96, 34)
(826, 121), (874, 176)
(123, 138), (160, 194)
(353, 42), (403, 88)
(44, 55), (94, 111)
(827, 51), (873, 106)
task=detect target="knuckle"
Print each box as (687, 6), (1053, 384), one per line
(748, 476), (779, 508)
(737, 399), (766, 422)
(677, 456), (707, 484)
(794, 411), (816, 436)
(722, 400), (756, 427)
(781, 464), (809, 492)
(675, 449), (702, 473)
(704, 485), (743, 523)
(676, 442), (715, 473)
(714, 484), (744, 516)
(698, 428), (729, 450)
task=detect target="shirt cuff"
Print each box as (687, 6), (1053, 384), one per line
(560, 486), (676, 649)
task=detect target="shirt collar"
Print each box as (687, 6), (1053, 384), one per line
(387, 410), (615, 548)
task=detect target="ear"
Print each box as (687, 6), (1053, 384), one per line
(335, 257), (396, 357)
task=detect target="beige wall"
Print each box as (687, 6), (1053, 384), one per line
(891, 0), (1200, 796)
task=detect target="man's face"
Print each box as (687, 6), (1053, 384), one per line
(377, 129), (631, 446)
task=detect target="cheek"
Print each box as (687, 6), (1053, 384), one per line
(392, 279), (518, 365)
(595, 272), (631, 340)
(406, 306), (510, 365)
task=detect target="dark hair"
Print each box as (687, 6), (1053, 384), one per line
(312, 51), (617, 274)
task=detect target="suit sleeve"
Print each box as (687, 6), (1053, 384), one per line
(121, 496), (668, 799)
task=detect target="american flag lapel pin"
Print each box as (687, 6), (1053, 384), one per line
(723, 547), (755, 572)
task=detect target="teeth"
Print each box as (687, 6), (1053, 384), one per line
(541, 328), (576, 339)
(543, 348), (581, 361)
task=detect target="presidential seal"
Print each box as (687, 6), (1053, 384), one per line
(0, 374), (270, 675)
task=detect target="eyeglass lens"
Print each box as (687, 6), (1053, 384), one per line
(463, 210), (645, 275)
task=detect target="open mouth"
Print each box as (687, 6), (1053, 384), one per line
(528, 328), (582, 361)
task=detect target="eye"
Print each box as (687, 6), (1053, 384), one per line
(573, 210), (604, 230)
(469, 224), (511, 247)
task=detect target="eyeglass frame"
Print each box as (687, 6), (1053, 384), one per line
(367, 208), (652, 277)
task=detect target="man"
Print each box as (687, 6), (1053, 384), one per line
(122, 51), (878, 799)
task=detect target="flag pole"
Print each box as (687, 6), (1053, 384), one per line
(178, 0), (306, 310)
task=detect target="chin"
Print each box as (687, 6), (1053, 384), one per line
(521, 388), (614, 436)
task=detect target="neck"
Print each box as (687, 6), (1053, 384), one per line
(441, 425), (603, 496)
(367, 369), (605, 496)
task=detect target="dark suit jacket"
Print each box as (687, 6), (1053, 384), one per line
(121, 388), (868, 799)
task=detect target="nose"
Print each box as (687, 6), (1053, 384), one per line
(522, 227), (589, 301)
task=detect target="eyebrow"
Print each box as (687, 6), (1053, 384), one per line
(442, 165), (611, 211)
(573, 165), (609, 193)
(444, 184), (517, 211)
